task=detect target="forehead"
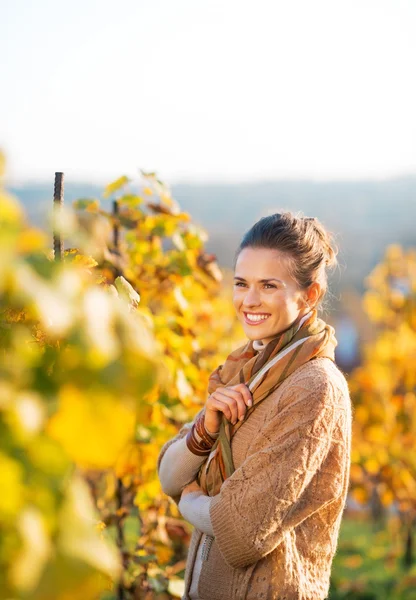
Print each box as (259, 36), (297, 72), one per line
(234, 247), (293, 280)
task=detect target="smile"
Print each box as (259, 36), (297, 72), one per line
(243, 312), (271, 325)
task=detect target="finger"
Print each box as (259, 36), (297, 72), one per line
(232, 383), (253, 407)
(208, 395), (233, 423)
(217, 388), (247, 421)
(212, 390), (240, 424)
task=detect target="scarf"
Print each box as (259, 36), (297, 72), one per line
(197, 308), (337, 497)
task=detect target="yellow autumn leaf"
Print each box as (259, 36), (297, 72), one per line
(365, 425), (386, 444)
(380, 488), (394, 506)
(48, 386), (135, 469)
(114, 442), (141, 479)
(104, 175), (130, 198)
(0, 191), (24, 225)
(354, 405), (369, 424)
(72, 253), (99, 269)
(349, 463), (364, 483)
(364, 458), (380, 475)
(352, 486), (370, 504)
(72, 198), (100, 212)
(400, 469), (416, 491)
(0, 452), (25, 519)
(16, 228), (48, 253)
(134, 478), (161, 510)
(155, 544), (173, 565)
(363, 291), (385, 322)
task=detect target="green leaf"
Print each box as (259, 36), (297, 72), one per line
(114, 276), (141, 309)
(134, 551), (157, 564)
(122, 516), (140, 551)
(72, 198), (100, 211)
(148, 575), (166, 593)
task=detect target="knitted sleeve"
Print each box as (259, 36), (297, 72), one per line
(178, 490), (215, 536)
(158, 436), (209, 498)
(157, 406), (212, 505)
(158, 430), (219, 498)
(209, 371), (351, 569)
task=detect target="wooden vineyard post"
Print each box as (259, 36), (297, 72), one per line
(112, 199), (122, 278)
(53, 172), (64, 261)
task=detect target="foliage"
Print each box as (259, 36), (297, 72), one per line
(349, 244), (416, 566)
(4, 144), (416, 597)
(330, 514), (416, 599)
(0, 153), (163, 599)
(70, 171), (242, 598)
(1, 154), (242, 598)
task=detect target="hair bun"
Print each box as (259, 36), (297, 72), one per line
(302, 216), (338, 269)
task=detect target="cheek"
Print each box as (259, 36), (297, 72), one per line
(283, 292), (303, 314)
(269, 291), (297, 314)
(232, 289), (241, 307)
(268, 290), (286, 307)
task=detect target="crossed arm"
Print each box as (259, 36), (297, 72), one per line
(157, 408), (218, 536)
(158, 432), (216, 535)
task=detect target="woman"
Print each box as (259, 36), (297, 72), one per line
(157, 212), (352, 600)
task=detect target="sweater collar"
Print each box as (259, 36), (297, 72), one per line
(252, 339), (266, 352)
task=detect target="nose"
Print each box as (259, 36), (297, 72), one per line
(242, 286), (262, 307)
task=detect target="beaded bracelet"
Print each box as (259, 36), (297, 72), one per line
(186, 412), (218, 456)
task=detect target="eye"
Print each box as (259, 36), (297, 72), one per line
(234, 282), (246, 287)
(263, 283), (276, 289)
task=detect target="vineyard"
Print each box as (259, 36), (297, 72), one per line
(1, 151), (416, 599)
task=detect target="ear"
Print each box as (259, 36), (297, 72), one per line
(303, 282), (321, 308)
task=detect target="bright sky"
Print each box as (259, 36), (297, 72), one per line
(1, 0), (415, 184)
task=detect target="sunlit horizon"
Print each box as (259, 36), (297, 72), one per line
(2, 0), (416, 186)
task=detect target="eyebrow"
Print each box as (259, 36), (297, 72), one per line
(234, 276), (286, 286)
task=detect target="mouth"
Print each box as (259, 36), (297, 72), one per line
(243, 312), (271, 326)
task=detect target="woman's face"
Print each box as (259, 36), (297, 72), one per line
(233, 247), (310, 345)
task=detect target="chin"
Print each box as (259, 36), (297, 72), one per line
(243, 327), (269, 340)
(245, 333), (263, 341)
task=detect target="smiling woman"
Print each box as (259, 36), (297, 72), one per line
(157, 211), (352, 600)
(233, 248), (315, 345)
(231, 212), (335, 347)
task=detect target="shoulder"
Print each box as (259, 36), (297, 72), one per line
(283, 356), (350, 397)
(266, 357), (351, 417)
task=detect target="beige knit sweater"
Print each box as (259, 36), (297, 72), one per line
(157, 356), (352, 600)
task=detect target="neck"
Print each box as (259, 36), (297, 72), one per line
(253, 309), (314, 352)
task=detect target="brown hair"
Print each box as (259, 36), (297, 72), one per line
(234, 211), (339, 311)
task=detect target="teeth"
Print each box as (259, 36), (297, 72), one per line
(246, 314), (269, 322)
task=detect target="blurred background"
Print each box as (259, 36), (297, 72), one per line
(1, 1), (416, 599)
(3, 0), (416, 371)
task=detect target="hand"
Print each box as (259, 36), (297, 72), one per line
(205, 383), (253, 432)
(181, 480), (202, 498)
